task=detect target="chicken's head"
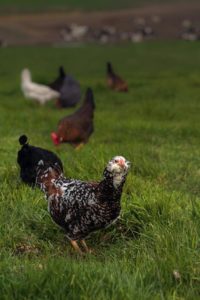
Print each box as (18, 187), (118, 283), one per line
(107, 156), (130, 176)
(104, 156), (130, 188)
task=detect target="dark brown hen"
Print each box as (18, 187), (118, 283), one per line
(36, 156), (130, 254)
(107, 62), (128, 92)
(51, 88), (95, 149)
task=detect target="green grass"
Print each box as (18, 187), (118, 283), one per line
(0, 0), (198, 12)
(0, 42), (200, 299)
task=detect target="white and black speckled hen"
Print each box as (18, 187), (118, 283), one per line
(17, 135), (63, 186)
(36, 156), (130, 254)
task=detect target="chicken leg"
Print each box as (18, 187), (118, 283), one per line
(81, 240), (90, 253)
(81, 240), (93, 254)
(75, 143), (84, 151)
(70, 240), (83, 255)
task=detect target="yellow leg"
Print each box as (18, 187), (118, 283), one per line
(75, 143), (84, 151)
(70, 240), (83, 255)
(81, 240), (92, 253)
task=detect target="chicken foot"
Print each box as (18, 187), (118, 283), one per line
(75, 143), (84, 151)
(70, 240), (93, 255)
(81, 240), (93, 253)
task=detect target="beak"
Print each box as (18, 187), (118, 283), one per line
(119, 159), (131, 169)
(118, 159), (125, 168)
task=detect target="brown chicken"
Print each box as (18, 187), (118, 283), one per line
(107, 62), (128, 92)
(51, 88), (95, 149)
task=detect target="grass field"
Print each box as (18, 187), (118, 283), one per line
(0, 42), (200, 299)
(0, 0), (197, 12)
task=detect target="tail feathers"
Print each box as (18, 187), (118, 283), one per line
(19, 135), (28, 145)
(59, 66), (66, 78)
(84, 88), (95, 109)
(107, 62), (114, 75)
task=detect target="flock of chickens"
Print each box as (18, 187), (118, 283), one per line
(21, 62), (128, 149)
(18, 62), (130, 254)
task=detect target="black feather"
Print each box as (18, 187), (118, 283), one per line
(48, 69), (81, 108)
(59, 66), (66, 78)
(19, 135), (28, 145)
(107, 62), (114, 75)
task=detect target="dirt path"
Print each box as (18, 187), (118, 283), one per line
(0, 2), (199, 45)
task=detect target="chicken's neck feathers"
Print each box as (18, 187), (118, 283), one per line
(99, 168), (126, 196)
(37, 173), (64, 200)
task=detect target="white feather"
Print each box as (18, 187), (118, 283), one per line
(21, 69), (60, 105)
(106, 156), (130, 188)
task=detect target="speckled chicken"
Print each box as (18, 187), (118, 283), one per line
(107, 62), (128, 92)
(51, 88), (95, 149)
(36, 156), (130, 254)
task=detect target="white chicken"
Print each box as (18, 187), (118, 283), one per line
(21, 69), (60, 105)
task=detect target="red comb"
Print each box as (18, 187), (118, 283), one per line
(51, 132), (60, 145)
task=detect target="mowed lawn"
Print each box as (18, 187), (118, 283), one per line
(0, 42), (200, 299)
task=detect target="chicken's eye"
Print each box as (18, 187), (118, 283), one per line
(114, 159), (119, 163)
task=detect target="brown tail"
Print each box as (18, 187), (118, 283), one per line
(84, 88), (95, 109)
(77, 88), (95, 118)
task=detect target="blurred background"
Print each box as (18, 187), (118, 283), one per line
(0, 0), (199, 47)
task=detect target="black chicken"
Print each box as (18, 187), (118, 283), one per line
(17, 135), (63, 186)
(49, 66), (81, 108)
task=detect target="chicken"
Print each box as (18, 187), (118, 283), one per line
(49, 66), (81, 108)
(21, 69), (60, 105)
(51, 88), (95, 149)
(48, 66), (66, 91)
(36, 156), (130, 254)
(107, 62), (128, 92)
(17, 135), (63, 186)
